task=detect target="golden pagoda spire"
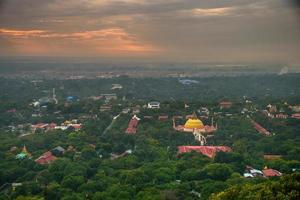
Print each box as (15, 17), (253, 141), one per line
(192, 111), (198, 119)
(22, 145), (32, 157)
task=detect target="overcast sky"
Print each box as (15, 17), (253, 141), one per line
(0, 0), (300, 63)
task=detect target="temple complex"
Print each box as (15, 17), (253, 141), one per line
(173, 112), (217, 134)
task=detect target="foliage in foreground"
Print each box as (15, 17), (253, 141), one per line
(210, 173), (300, 200)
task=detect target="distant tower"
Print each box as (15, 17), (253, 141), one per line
(52, 88), (58, 104)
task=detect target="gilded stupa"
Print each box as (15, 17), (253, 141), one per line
(183, 113), (205, 132)
(173, 112), (217, 134)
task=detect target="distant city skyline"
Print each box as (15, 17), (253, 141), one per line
(0, 0), (300, 64)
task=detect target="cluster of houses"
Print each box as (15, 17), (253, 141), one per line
(14, 145), (84, 165)
(243, 166), (282, 178)
(263, 104), (300, 120)
(99, 93), (118, 112)
(31, 120), (82, 132)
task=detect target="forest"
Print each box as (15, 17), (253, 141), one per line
(0, 74), (300, 199)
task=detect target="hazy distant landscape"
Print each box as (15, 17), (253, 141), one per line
(0, 59), (299, 79)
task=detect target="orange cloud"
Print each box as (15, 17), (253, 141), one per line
(0, 28), (132, 39)
(0, 29), (47, 38)
(0, 28), (161, 56)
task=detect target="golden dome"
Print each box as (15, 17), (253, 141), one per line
(184, 118), (204, 129)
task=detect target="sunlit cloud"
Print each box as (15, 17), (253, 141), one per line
(0, 28), (161, 56)
(0, 28), (138, 42)
(191, 7), (235, 17)
(0, 0), (299, 62)
(0, 29), (47, 38)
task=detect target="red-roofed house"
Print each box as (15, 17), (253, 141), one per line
(262, 168), (282, 177)
(219, 101), (232, 109)
(70, 124), (82, 130)
(48, 123), (57, 129)
(177, 146), (232, 158)
(32, 123), (49, 130)
(6, 109), (17, 113)
(125, 115), (140, 134)
(292, 113), (300, 119)
(158, 115), (169, 121)
(252, 120), (271, 136)
(35, 151), (57, 165)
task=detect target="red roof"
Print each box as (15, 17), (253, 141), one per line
(125, 127), (137, 134)
(262, 169), (282, 177)
(177, 146), (232, 158)
(48, 123), (57, 129)
(71, 124), (82, 130)
(292, 113), (300, 119)
(252, 121), (271, 136)
(6, 109), (17, 113)
(185, 115), (194, 119)
(158, 115), (168, 120)
(219, 101), (232, 105)
(35, 151), (57, 165)
(33, 123), (49, 129)
(204, 125), (217, 133)
(173, 116), (183, 119)
(125, 117), (139, 134)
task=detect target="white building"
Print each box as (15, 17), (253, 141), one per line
(147, 101), (160, 109)
(111, 84), (123, 90)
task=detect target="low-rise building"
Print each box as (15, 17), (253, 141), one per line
(274, 114), (288, 119)
(219, 101), (232, 109)
(122, 108), (131, 114)
(263, 154), (282, 160)
(292, 113), (300, 119)
(132, 106), (140, 114)
(100, 105), (112, 112)
(35, 151), (57, 165)
(262, 168), (282, 177)
(52, 146), (65, 155)
(251, 120), (272, 136)
(147, 101), (160, 109)
(177, 146), (232, 158)
(101, 94), (117, 102)
(125, 115), (140, 134)
(158, 115), (169, 121)
(243, 166), (264, 178)
(111, 84), (123, 90)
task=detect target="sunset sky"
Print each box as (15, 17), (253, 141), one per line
(0, 0), (300, 63)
